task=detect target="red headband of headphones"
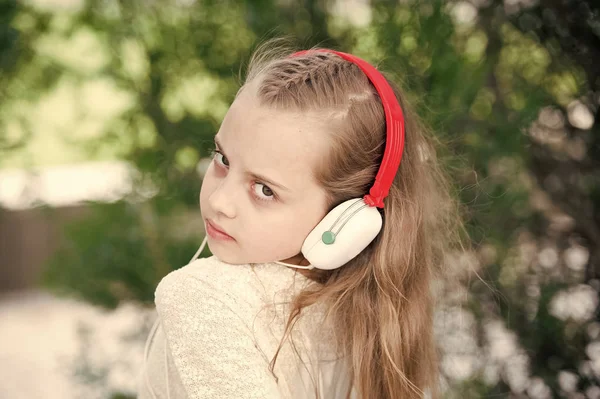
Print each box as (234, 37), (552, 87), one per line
(289, 49), (405, 208)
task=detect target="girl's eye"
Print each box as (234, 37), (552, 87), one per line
(212, 149), (277, 202)
(252, 182), (275, 202)
(212, 150), (229, 167)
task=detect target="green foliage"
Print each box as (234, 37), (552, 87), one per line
(41, 199), (210, 308)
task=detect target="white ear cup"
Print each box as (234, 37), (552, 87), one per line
(301, 198), (383, 270)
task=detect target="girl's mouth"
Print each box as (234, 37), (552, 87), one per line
(206, 219), (235, 241)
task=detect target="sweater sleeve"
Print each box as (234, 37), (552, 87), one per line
(137, 319), (189, 399)
(155, 266), (282, 399)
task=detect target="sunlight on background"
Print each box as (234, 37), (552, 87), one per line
(0, 162), (131, 209)
(0, 291), (153, 399)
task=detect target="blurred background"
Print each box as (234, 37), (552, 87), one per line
(0, 0), (598, 397)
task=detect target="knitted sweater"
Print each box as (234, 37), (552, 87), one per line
(137, 256), (355, 398)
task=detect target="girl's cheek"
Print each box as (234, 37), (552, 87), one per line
(205, 162), (224, 182)
(214, 167), (226, 178)
(200, 163), (227, 201)
(200, 164), (216, 202)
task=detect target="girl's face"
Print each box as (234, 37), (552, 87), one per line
(199, 83), (331, 265)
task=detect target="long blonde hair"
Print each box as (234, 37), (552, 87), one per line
(242, 39), (464, 399)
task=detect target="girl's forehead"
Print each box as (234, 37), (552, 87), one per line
(218, 90), (332, 190)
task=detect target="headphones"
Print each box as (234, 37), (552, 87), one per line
(190, 49), (406, 271)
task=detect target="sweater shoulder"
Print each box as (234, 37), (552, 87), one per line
(154, 256), (308, 321)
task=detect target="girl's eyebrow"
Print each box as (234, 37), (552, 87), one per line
(214, 136), (291, 192)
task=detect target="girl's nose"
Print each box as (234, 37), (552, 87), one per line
(208, 178), (237, 219)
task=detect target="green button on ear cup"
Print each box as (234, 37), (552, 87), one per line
(321, 231), (336, 245)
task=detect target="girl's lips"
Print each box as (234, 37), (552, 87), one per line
(206, 220), (235, 241)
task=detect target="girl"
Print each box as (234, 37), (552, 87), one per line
(137, 39), (463, 399)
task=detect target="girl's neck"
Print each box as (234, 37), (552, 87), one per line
(281, 253), (330, 283)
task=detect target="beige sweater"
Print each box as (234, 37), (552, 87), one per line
(137, 256), (355, 398)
